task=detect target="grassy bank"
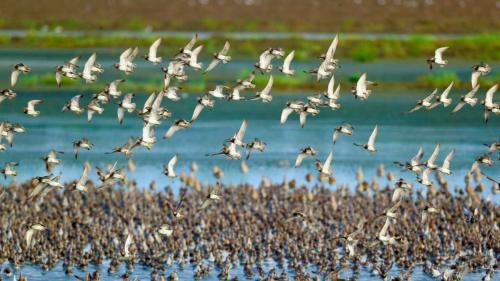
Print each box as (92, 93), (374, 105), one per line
(13, 70), (500, 94)
(0, 32), (499, 62)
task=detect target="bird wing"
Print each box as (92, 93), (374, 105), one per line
(452, 102), (465, 113)
(442, 149), (455, 170)
(119, 48), (133, 65)
(78, 161), (91, 186)
(70, 95), (82, 108)
(55, 71), (62, 87)
(167, 154), (178, 172)
(190, 45), (204, 64)
(379, 218), (391, 237)
(191, 103), (204, 122)
(471, 71), (480, 89)
(124, 234), (133, 257)
(280, 107), (293, 124)
(326, 75), (335, 98)
(148, 38), (162, 58)
(411, 146), (424, 166)
(423, 89), (438, 103)
(323, 152), (333, 172)
(299, 111), (307, 128)
(282, 50), (295, 71)
(332, 130), (340, 144)
(117, 107), (125, 124)
(434, 46), (449, 61)
(26, 229), (34, 249)
(328, 34), (339, 60)
(356, 73), (367, 92)
(367, 125), (378, 147)
(164, 125), (180, 139)
(220, 41), (230, 55)
(184, 33), (198, 51)
(10, 70), (20, 87)
(143, 93), (156, 111)
(83, 53), (96, 76)
(235, 119), (248, 143)
(441, 81), (454, 99)
(428, 144), (440, 165)
(204, 59), (220, 73)
(27, 100), (42, 111)
(294, 153), (306, 167)
(465, 85), (480, 99)
(128, 47), (139, 61)
(484, 84), (497, 107)
(261, 75), (274, 96)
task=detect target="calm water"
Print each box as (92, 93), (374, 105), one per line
(0, 50), (498, 280)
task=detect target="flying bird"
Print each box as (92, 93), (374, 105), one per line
(354, 125), (378, 152)
(427, 47), (449, 69)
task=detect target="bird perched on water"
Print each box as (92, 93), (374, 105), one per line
(333, 123), (353, 144)
(279, 50), (295, 76)
(0, 162), (18, 178)
(205, 41), (231, 73)
(144, 38), (162, 64)
(251, 75), (274, 102)
(408, 89), (437, 113)
(164, 119), (191, 140)
(163, 154), (179, 179)
(73, 138), (93, 159)
(11, 63), (31, 87)
(354, 125), (378, 152)
(471, 62), (491, 88)
(62, 94), (84, 114)
(117, 93), (136, 124)
(23, 99), (43, 117)
(81, 52), (102, 83)
(191, 95), (215, 122)
(352, 72), (376, 100)
(452, 85), (479, 113)
(295, 146), (316, 167)
(114, 47), (139, 74)
(427, 46), (449, 69)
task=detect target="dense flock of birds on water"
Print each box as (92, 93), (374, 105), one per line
(0, 33), (499, 281)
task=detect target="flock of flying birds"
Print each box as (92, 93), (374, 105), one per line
(0, 33), (499, 255)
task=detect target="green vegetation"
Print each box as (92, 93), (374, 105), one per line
(1, 32), (499, 62)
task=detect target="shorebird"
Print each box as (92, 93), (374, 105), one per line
(394, 146), (424, 174)
(96, 162), (126, 188)
(28, 174), (64, 200)
(144, 38), (162, 64)
(471, 62), (491, 88)
(164, 154), (178, 178)
(166, 190), (186, 219)
(23, 99), (43, 117)
(42, 149), (64, 172)
(75, 161), (91, 192)
(251, 75), (273, 102)
(311, 35), (339, 81)
(484, 141), (499, 155)
(105, 79), (125, 99)
(255, 48), (283, 73)
(55, 56), (80, 87)
(162, 86), (181, 101)
(205, 41), (231, 73)
(315, 151), (333, 176)
(208, 85), (229, 99)
(295, 146), (316, 167)
(114, 47), (139, 74)
(25, 223), (46, 249)
(61, 94), (84, 114)
(227, 119), (248, 147)
(143, 92), (165, 126)
(191, 95), (214, 122)
(354, 125), (378, 152)
(206, 142), (241, 160)
(227, 85), (246, 101)
(408, 89), (437, 112)
(81, 52), (101, 83)
(179, 33), (198, 55)
(73, 138), (93, 159)
(189, 45), (204, 70)
(452, 85), (479, 113)
(279, 50), (295, 76)
(164, 119), (191, 140)
(299, 103), (320, 128)
(139, 123), (156, 149)
(237, 71), (256, 89)
(429, 81), (454, 108)
(87, 99), (104, 122)
(333, 123), (353, 144)
(199, 186), (221, 210)
(11, 63), (31, 87)
(427, 46), (449, 69)
(482, 83), (499, 123)
(107, 137), (138, 158)
(323, 75), (341, 110)
(392, 179), (412, 202)
(417, 168), (433, 187)
(245, 138), (266, 159)
(352, 72), (376, 100)
(423, 144), (440, 169)
(117, 93), (136, 124)
(280, 100), (304, 124)
(0, 162), (18, 178)
(0, 89), (16, 104)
